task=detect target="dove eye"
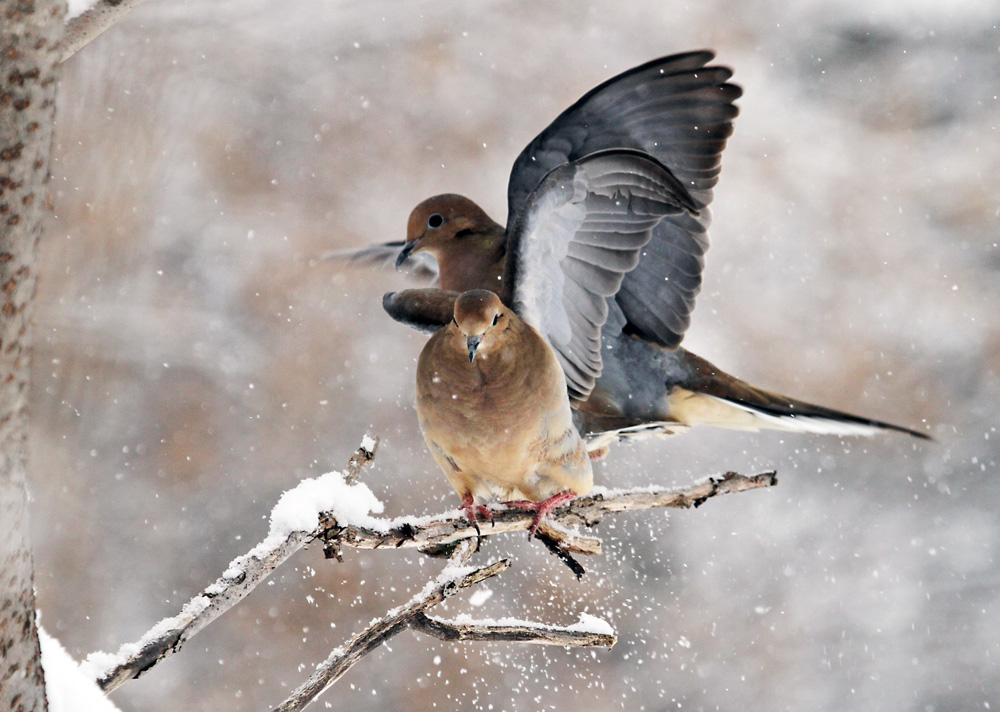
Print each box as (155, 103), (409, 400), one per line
(492, 313), (500, 326)
(427, 213), (444, 229)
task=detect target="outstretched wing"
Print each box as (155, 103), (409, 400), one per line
(507, 51), (740, 348)
(504, 149), (699, 402)
(317, 242), (439, 282)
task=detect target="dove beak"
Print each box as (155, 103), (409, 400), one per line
(395, 240), (418, 269)
(466, 335), (482, 363)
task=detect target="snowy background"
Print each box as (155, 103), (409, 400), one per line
(32, 0), (998, 710)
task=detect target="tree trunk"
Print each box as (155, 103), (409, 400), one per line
(1, 1), (64, 710)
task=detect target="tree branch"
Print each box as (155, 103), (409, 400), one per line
(85, 431), (775, 694)
(275, 541), (616, 711)
(59, 0), (149, 63)
(272, 540), (505, 712)
(413, 612), (617, 648)
(330, 470), (778, 555)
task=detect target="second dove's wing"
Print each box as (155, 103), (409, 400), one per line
(506, 51), (740, 350)
(318, 241), (440, 282)
(504, 149), (699, 402)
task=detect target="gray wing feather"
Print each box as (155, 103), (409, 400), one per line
(506, 51), (740, 350)
(506, 149), (699, 401)
(566, 242), (641, 272)
(319, 242), (440, 283)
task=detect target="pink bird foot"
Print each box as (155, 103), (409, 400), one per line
(460, 493), (493, 534)
(505, 491), (577, 536)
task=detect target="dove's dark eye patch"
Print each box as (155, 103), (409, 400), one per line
(454, 229), (475, 240)
(427, 213), (444, 229)
(492, 313), (500, 326)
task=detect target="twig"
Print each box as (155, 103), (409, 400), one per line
(276, 539), (617, 711)
(534, 527), (587, 579)
(414, 612), (616, 648)
(60, 0), (150, 64)
(272, 540), (504, 712)
(343, 435), (378, 484)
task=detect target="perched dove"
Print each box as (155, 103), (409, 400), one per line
(353, 51), (930, 452)
(416, 289), (591, 532)
(393, 149), (699, 525)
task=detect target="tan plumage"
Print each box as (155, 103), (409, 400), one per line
(415, 290), (592, 528)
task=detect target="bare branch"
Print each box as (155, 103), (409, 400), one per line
(88, 451), (775, 693)
(343, 435), (379, 484)
(414, 612), (617, 648)
(273, 541), (507, 712)
(59, 0), (149, 64)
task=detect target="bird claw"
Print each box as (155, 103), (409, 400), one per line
(505, 491), (577, 537)
(460, 495), (494, 536)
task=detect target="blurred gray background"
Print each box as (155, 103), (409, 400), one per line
(31, 0), (999, 710)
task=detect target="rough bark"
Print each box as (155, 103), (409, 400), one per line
(0, 1), (65, 710)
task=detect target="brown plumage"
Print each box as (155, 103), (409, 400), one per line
(401, 196), (506, 294)
(415, 290), (592, 530)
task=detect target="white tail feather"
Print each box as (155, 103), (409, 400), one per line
(584, 421), (688, 450)
(697, 394), (884, 437)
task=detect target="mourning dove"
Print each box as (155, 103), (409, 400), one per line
(392, 149), (697, 526)
(358, 51), (930, 449)
(415, 289), (591, 532)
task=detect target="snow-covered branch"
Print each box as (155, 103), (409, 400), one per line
(85, 435), (776, 694)
(60, 0), (149, 63)
(413, 611), (617, 648)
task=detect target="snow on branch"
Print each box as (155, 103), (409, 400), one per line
(60, 0), (149, 63)
(413, 611), (617, 648)
(85, 435), (776, 695)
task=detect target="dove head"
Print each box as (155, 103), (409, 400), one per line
(452, 290), (511, 363)
(398, 195), (506, 292)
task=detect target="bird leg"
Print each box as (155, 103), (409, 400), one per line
(504, 491), (577, 537)
(460, 492), (494, 535)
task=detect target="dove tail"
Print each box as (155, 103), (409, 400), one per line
(668, 351), (930, 439)
(666, 387), (930, 438)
